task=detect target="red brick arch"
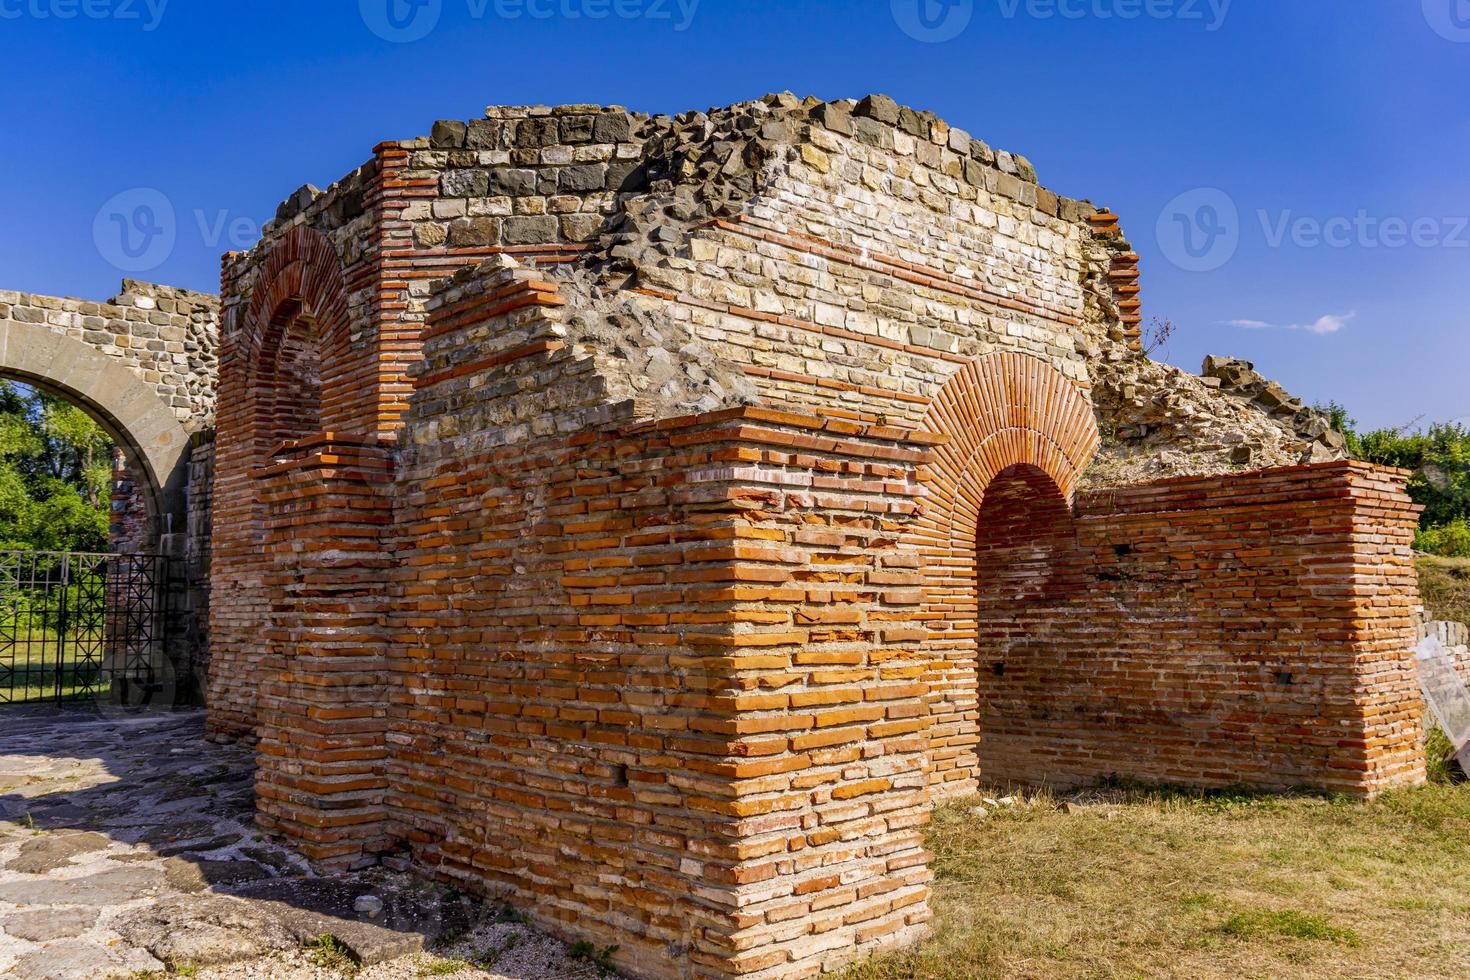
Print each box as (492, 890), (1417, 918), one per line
(911, 351), (1101, 794)
(241, 225), (358, 446)
(918, 351), (1099, 541)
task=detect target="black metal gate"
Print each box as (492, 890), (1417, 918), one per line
(0, 551), (168, 706)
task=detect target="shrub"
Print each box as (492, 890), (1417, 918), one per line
(1417, 519), (1470, 558)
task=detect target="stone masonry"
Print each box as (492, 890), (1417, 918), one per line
(0, 280), (219, 695)
(194, 94), (1429, 978)
(0, 279), (218, 539)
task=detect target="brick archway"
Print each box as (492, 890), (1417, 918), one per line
(208, 224), (362, 740)
(239, 225), (357, 447)
(912, 351), (1101, 795)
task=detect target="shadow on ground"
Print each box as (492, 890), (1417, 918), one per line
(0, 708), (503, 979)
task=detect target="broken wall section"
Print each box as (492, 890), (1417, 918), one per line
(1086, 351), (1349, 487)
(974, 461), (1424, 797)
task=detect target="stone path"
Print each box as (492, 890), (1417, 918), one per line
(0, 710), (607, 979)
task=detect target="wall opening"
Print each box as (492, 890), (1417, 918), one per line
(255, 307), (324, 456)
(974, 463), (1087, 786)
(0, 375), (163, 549)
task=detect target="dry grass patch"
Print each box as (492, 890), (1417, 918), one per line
(1418, 555), (1470, 625)
(847, 783), (1470, 979)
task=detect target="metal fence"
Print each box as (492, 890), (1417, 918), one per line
(0, 551), (169, 706)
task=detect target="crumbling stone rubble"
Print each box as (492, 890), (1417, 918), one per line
(554, 265), (758, 415)
(1084, 348), (1349, 488)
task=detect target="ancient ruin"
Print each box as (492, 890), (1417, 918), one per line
(3, 93), (1430, 978)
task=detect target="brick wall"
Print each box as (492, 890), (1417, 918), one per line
(388, 403), (934, 977)
(109, 451), (150, 554)
(960, 462), (1425, 796)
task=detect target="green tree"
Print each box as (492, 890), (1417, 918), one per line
(1324, 401), (1470, 555)
(0, 380), (115, 553)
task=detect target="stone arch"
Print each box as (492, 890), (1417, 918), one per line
(0, 318), (190, 543)
(911, 351), (1101, 795)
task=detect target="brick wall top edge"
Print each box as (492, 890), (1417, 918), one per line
(1080, 459), (1416, 505)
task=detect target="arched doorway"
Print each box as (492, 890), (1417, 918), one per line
(913, 351), (1102, 796)
(973, 463), (1086, 785)
(0, 322), (193, 706)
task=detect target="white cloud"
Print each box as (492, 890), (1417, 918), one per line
(1219, 312), (1355, 336)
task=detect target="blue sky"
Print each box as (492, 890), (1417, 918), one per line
(0, 0), (1465, 429)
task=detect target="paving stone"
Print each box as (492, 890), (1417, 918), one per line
(0, 864), (165, 906)
(113, 895), (296, 967)
(163, 856), (274, 893)
(1, 906), (99, 942)
(6, 832), (112, 874)
(7, 939), (161, 980)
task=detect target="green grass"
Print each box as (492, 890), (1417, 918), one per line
(0, 635), (107, 704)
(305, 934), (358, 975)
(1214, 908), (1360, 946)
(846, 782), (1470, 979)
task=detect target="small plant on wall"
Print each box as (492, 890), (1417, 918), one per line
(1142, 315), (1177, 360)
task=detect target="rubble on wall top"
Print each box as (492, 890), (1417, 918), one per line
(417, 91), (1090, 212)
(116, 279), (220, 308)
(249, 91), (1109, 278)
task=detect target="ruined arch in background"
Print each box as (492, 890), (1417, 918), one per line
(0, 319), (191, 544)
(911, 351), (1101, 796)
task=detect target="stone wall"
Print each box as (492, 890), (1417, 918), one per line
(0, 280), (218, 430)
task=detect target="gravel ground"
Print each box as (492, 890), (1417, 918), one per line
(190, 921), (609, 979)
